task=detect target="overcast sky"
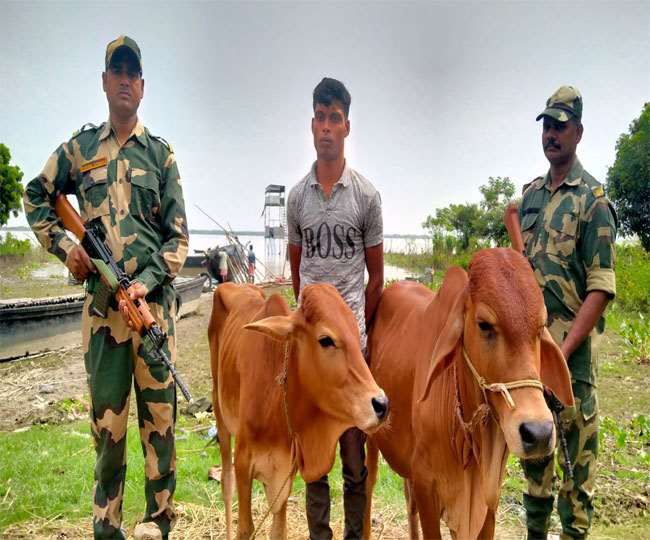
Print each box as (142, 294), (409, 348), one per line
(1, 1), (648, 234)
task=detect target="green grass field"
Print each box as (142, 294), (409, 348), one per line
(0, 243), (648, 538)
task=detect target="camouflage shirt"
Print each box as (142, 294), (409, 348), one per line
(519, 157), (617, 385)
(23, 120), (189, 294)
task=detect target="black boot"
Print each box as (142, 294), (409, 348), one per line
(306, 475), (333, 540)
(340, 428), (367, 539)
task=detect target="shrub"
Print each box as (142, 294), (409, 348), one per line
(618, 313), (650, 364)
(0, 232), (31, 256)
(614, 243), (650, 313)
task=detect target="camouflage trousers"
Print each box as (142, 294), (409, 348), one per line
(82, 286), (177, 539)
(522, 381), (599, 540)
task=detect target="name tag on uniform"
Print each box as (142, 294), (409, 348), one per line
(80, 157), (108, 173)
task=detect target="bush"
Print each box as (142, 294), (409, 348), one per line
(615, 243), (650, 313)
(0, 232), (31, 256)
(618, 314), (650, 364)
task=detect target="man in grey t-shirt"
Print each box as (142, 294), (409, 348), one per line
(287, 78), (384, 540)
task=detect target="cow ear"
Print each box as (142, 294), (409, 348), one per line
(244, 315), (294, 341)
(419, 273), (468, 402)
(540, 328), (574, 407)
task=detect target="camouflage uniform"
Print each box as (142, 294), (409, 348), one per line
(519, 152), (616, 539)
(24, 105), (188, 536)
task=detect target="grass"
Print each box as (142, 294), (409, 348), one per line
(1, 243), (648, 537)
(0, 413), (406, 536)
(0, 413), (222, 531)
(0, 245), (83, 299)
(2, 404), (648, 538)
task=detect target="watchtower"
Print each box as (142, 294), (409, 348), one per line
(263, 184), (287, 279)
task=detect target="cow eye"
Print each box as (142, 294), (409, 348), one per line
(318, 336), (336, 348)
(478, 321), (494, 333)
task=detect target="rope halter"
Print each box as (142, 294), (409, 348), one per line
(275, 341), (293, 438)
(461, 347), (545, 410)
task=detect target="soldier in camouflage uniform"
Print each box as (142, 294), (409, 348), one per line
(518, 86), (617, 540)
(23, 36), (188, 540)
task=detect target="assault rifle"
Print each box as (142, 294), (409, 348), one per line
(503, 203), (573, 480)
(55, 194), (193, 403)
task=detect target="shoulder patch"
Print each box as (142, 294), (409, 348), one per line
(71, 122), (98, 139)
(150, 134), (174, 153)
(591, 185), (605, 198)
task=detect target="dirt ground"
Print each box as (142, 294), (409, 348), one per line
(1, 294), (208, 431)
(0, 285), (288, 432)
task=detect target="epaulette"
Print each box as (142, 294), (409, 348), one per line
(150, 133), (174, 153)
(71, 122), (99, 138)
(590, 184), (605, 198)
(522, 176), (543, 196)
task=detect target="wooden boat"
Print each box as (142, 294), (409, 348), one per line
(183, 253), (208, 268)
(0, 275), (207, 362)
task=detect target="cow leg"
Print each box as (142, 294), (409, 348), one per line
(234, 443), (254, 539)
(216, 422), (235, 540)
(404, 479), (420, 540)
(412, 479), (442, 540)
(269, 499), (288, 540)
(478, 508), (496, 539)
(363, 439), (379, 539)
(264, 467), (295, 540)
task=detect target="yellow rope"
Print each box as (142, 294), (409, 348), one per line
(462, 347), (545, 409)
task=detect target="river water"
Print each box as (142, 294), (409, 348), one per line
(1, 230), (430, 283)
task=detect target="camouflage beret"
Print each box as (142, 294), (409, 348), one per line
(105, 35), (142, 72)
(536, 85), (582, 122)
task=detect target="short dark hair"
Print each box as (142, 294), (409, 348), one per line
(313, 77), (351, 118)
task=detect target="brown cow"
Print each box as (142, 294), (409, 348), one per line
(363, 248), (574, 539)
(209, 282), (389, 539)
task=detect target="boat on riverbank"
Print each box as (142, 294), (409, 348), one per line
(0, 275), (207, 362)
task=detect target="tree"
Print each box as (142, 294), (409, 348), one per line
(607, 103), (650, 251)
(423, 203), (483, 249)
(478, 176), (516, 246)
(0, 144), (24, 227)
(422, 176), (516, 249)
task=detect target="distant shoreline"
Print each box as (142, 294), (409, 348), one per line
(1, 226), (431, 240)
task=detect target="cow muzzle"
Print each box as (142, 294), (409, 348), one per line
(371, 394), (390, 421)
(358, 391), (390, 433)
(519, 420), (554, 457)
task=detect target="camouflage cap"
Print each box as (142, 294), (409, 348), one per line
(536, 85), (582, 122)
(105, 35), (142, 72)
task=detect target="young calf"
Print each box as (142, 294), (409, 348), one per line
(364, 249), (574, 539)
(209, 283), (389, 539)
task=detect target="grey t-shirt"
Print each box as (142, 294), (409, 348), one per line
(287, 162), (383, 350)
